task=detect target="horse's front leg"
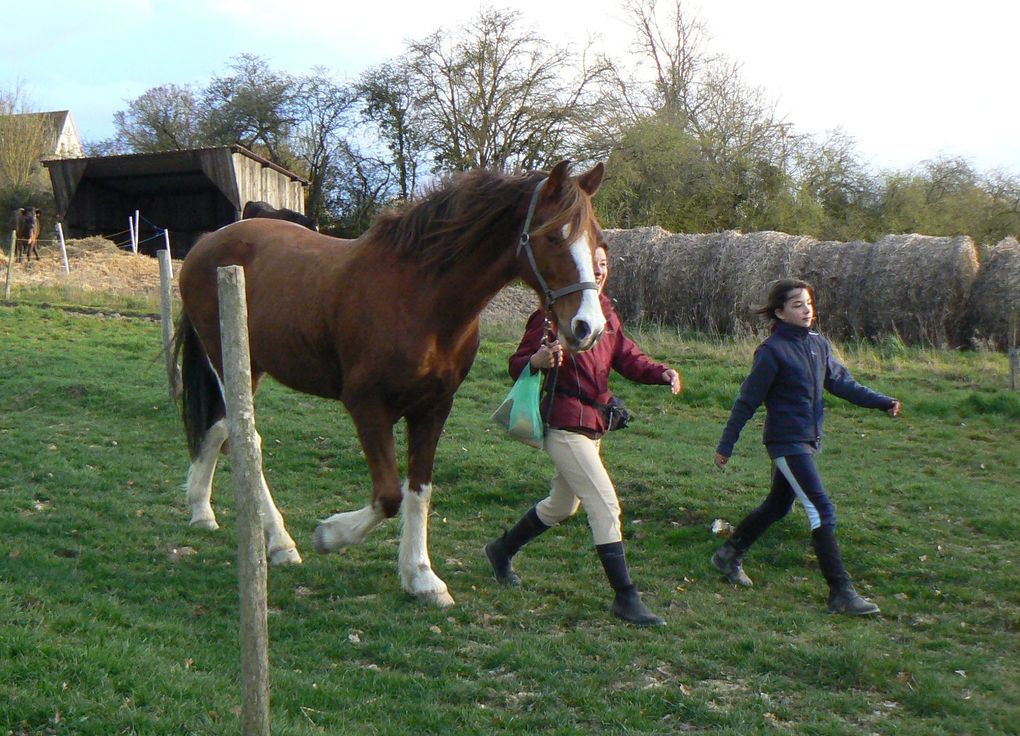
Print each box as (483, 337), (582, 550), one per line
(399, 404), (455, 609)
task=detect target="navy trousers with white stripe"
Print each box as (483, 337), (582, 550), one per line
(729, 453), (835, 552)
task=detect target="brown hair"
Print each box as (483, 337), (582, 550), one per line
(755, 278), (814, 325)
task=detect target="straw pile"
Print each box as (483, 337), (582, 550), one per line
(965, 237), (1020, 349)
(1, 236), (182, 300)
(605, 229), (981, 347)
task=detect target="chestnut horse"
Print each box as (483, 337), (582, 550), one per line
(174, 160), (607, 607)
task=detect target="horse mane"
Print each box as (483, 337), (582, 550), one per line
(364, 167), (595, 273)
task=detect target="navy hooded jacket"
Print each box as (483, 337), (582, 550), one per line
(717, 321), (895, 458)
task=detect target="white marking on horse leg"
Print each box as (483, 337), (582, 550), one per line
(186, 419), (227, 530)
(399, 482), (454, 608)
(313, 503), (386, 554)
(569, 235), (606, 349)
(257, 471), (302, 565)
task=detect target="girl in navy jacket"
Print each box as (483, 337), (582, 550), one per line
(713, 279), (901, 615)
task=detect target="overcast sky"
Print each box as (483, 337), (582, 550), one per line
(6, 0), (1017, 175)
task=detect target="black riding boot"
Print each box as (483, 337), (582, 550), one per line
(484, 506), (550, 586)
(710, 506), (776, 587)
(811, 526), (880, 615)
(711, 540), (753, 587)
(596, 542), (665, 626)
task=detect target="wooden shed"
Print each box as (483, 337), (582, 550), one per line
(43, 145), (308, 257)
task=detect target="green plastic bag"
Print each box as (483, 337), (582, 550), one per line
(491, 364), (545, 449)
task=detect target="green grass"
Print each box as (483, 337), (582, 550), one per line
(5, 284), (164, 316)
(1, 303), (1018, 735)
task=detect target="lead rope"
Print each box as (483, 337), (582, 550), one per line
(540, 314), (559, 435)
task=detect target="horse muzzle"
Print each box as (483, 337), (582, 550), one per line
(561, 317), (605, 353)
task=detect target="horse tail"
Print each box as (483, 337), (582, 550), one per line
(173, 314), (225, 459)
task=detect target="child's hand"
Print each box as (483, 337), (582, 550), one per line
(662, 368), (682, 395)
(888, 400), (901, 417)
(715, 452), (729, 469)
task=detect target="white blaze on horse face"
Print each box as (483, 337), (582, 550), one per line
(568, 232), (606, 349)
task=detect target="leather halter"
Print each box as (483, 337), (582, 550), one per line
(516, 177), (598, 306)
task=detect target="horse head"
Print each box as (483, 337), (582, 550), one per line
(517, 160), (607, 353)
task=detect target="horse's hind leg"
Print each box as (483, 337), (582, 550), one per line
(256, 463), (302, 565)
(186, 418), (228, 530)
(188, 417), (302, 564)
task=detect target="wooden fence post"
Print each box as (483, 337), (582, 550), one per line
(4, 231), (15, 300)
(158, 248), (181, 400)
(1010, 348), (1019, 391)
(217, 265), (271, 736)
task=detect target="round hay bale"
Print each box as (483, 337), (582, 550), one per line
(603, 226), (672, 322)
(482, 283), (540, 325)
(800, 234), (979, 347)
(965, 237), (1020, 350)
(710, 231), (814, 334)
(607, 229), (814, 335)
(605, 227), (979, 347)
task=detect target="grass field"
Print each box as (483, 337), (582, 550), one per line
(1, 302), (1018, 735)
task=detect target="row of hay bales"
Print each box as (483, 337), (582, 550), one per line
(603, 228), (1020, 349)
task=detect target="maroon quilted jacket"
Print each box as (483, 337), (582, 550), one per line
(508, 294), (672, 435)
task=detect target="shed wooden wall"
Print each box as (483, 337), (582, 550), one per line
(231, 152), (306, 213)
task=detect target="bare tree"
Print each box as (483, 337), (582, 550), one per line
(619, 0), (710, 121)
(0, 85), (49, 192)
(202, 54), (300, 165)
(328, 143), (393, 237)
(358, 58), (430, 200)
(105, 83), (205, 153)
(293, 70), (358, 221)
(407, 8), (609, 172)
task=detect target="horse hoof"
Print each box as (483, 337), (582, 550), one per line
(270, 546), (303, 566)
(417, 589), (456, 609)
(312, 525), (343, 555)
(190, 518), (219, 531)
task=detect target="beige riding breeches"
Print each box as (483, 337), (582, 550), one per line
(536, 429), (623, 545)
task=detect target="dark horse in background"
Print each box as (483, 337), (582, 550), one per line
(14, 207), (42, 262)
(241, 200), (318, 231)
(174, 161), (607, 607)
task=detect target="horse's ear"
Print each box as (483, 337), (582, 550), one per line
(577, 162), (605, 196)
(545, 160), (571, 198)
